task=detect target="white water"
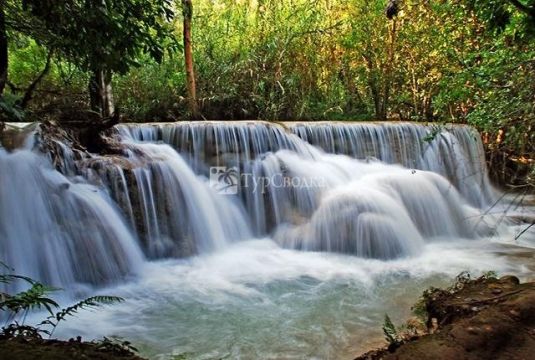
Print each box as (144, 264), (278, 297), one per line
(1, 121), (534, 359)
(0, 145), (143, 291)
(90, 141), (252, 258)
(55, 240), (533, 359)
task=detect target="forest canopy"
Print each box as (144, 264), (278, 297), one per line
(0, 0), (534, 183)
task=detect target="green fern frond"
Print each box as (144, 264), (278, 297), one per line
(53, 296), (124, 323)
(1, 264), (125, 340)
(0, 282), (59, 316)
(382, 314), (399, 345)
(0, 273), (37, 285)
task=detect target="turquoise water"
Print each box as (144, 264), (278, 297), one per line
(57, 238), (534, 359)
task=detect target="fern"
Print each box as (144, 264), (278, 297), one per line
(1, 262), (124, 340)
(0, 281), (60, 323)
(43, 295), (124, 337)
(0, 262), (36, 286)
(96, 336), (139, 356)
(54, 296), (123, 323)
(382, 314), (399, 345)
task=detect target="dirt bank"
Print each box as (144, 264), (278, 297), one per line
(356, 275), (535, 360)
(0, 336), (146, 360)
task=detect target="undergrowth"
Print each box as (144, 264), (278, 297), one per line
(0, 261), (132, 355)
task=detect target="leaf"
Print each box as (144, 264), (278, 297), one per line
(382, 314), (399, 345)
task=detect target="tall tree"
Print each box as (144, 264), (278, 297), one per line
(0, 0), (8, 96)
(22, 0), (178, 117)
(182, 0), (200, 119)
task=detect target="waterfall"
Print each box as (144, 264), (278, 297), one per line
(0, 145), (143, 291)
(83, 141), (252, 259)
(288, 122), (495, 207)
(117, 122), (494, 209)
(118, 121), (499, 236)
(0, 121), (505, 290)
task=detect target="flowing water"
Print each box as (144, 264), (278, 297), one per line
(1, 121), (534, 359)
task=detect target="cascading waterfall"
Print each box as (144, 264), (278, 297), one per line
(0, 145), (143, 290)
(118, 121), (501, 243)
(117, 122), (495, 207)
(263, 151), (495, 258)
(289, 122), (495, 207)
(0, 121), (508, 290)
(83, 141), (252, 259)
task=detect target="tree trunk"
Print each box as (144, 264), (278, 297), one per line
(182, 0), (200, 119)
(381, 18), (397, 120)
(21, 50), (53, 108)
(0, 1), (8, 96)
(89, 69), (115, 118)
(369, 78), (384, 119)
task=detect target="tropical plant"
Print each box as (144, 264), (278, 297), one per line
(382, 314), (400, 346)
(1, 262), (123, 339)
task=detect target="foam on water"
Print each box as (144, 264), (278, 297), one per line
(53, 239), (533, 359)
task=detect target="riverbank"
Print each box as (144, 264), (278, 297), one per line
(0, 336), (146, 360)
(355, 275), (535, 360)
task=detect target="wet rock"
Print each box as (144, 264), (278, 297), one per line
(499, 275), (520, 285)
(0, 122), (37, 151)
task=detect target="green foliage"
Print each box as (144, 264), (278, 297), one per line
(114, 58), (184, 121)
(1, 282), (59, 316)
(39, 296), (124, 337)
(0, 93), (25, 121)
(0, 263), (124, 339)
(423, 125), (444, 143)
(94, 336), (139, 356)
(3, 0), (534, 179)
(7, 36), (89, 107)
(382, 314), (400, 346)
(411, 297), (428, 323)
(19, 0), (180, 74)
(0, 262), (58, 323)
(411, 270), (499, 322)
(482, 270), (498, 280)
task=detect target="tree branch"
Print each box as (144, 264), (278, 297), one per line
(21, 49), (54, 108)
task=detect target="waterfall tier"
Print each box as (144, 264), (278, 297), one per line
(118, 121), (495, 207)
(0, 148), (143, 290)
(0, 121), (504, 289)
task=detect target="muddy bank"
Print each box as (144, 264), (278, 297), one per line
(356, 275), (535, 360)
(0, 336), (146, 360)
